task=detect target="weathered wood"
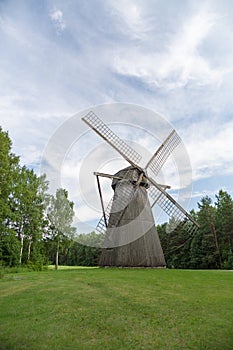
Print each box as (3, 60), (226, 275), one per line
(94, 171), (123, 180)
(99, 167), (166, 267)
(96, 175), (108, 228)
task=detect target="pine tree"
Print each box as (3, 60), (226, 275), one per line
(215, 190), (233, 268)
(196, 196), (221, 268)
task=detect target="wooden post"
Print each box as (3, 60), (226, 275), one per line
(96, 175), (108, 228)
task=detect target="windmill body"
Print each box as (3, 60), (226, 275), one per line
(82, 111), (199, 268)
(99, 166), (166, 267)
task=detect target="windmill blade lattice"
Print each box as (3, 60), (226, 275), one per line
(148, 184), (198, 234)
(82, 111), (142, 166)
(96, 197), (113, 234)
(146, 130), (181, 176)
(182, 221), (199, 235)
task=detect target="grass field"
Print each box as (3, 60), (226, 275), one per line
(0, 268), (232, 350)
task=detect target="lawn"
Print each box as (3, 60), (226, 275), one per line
(0, 268), (232, 350)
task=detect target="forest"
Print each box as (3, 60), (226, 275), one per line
(0, 126), (233, 270)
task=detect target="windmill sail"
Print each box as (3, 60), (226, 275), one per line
(145, 130), (181, 176)
(148, 180), (199, 234)
(82, 111), (141, 166)
(96, 197), (113, 234)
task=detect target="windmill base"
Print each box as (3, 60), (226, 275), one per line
(99, 167), (166, 268)
(99, 228), (166, 268)
(100, 266), (166, 269)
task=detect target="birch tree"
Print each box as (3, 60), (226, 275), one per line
(9, 167), (48, 264)
(46, 188), (75, 270)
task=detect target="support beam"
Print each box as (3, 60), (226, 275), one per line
(93, 171), (170, 189)
(95, 175), (108, 228)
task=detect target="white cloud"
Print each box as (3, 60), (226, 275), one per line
(113, 6), (229, 90)
(108, 0), (150, 39)
(50, 9), (66, 33)
(0, 14), (32, 48)
(182, 119), (233, 181)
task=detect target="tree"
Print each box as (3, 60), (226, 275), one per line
(0, 232), (20, 267)
(215, 190), (233, 268)
(158, 219), (192, 268)
(9, 166), (48, 264)
(195, 196), (221, 268)
(68, 231), (104, 266)
(46, 189), (76, 270)
(0, 127), (20, 265)
(0, 127), (19, 234)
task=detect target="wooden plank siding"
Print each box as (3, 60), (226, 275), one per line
(99, 167), (166, 267)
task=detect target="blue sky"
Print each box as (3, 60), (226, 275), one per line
(1, 0), (233, 230)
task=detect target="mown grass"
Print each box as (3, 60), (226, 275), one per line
(0, 268), (232, 350)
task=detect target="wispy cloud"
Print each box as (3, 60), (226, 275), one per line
(113, 6), (228, 90)
(50, 8), (66, 33)
(183, 119), (233, 181)
(108, 0), (151, 40)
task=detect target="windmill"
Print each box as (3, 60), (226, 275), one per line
(82, 111), (199, 267)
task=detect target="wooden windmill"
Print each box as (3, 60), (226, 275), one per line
(82, 111), (199, 267)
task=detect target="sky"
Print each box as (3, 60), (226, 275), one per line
(1, 0), (233, 232)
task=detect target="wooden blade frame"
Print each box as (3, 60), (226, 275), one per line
(145, 129), (181, 176)
(148, 176), (199, 232)
(82, 111), (142, 167)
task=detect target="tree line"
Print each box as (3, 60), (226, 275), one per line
(158, 191), (233, 269)
(0, 127), (105, 270)
(0, 126), (233, 269)
(0, 127), (76, 270)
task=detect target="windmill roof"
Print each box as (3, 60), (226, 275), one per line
(112, 166), (149, 190)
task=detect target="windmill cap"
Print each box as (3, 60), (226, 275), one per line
(112, 166), (149, 190)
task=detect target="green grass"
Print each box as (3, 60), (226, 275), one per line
(0, 268), (232, 350)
